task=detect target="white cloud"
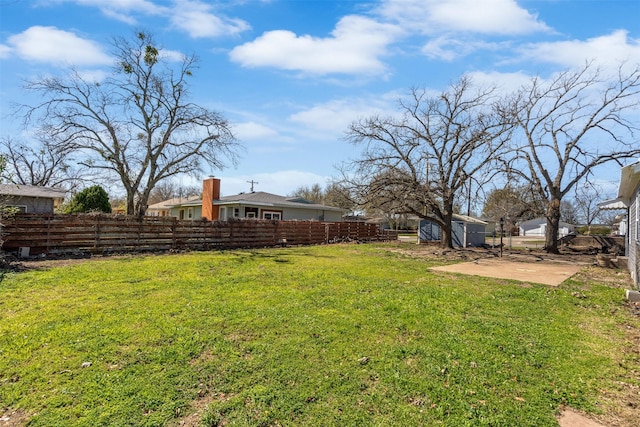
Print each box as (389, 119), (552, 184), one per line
(421, 36), (504, 61)
(48, 0), (167, 24)
(465, 70), (533, 94)
(518, 30), (640, 69)
(43, 0), (248, 38)
(160, 49), (186, 62)
(229, 15), (400, 75)
(234, 121), (279, 141)
(0, 44), (12, 59)
(75, 68), (110, 83)
(170, 0), (250, 38)
(6, 26), (112, 66)
(289, 95), (397, 136)
(377, 0), (549, 35)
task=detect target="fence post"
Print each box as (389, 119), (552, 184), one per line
(171, 218), (177, 249)
(94, 215), (100, 250)
(46, 215), (52, 254)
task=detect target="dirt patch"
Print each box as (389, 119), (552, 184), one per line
(0, 409), (30, 427)
(557, 408), (606, 427)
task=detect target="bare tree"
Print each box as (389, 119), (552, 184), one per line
(323, 181), (357, 213)
(503, 62), (640, 253)
(560, 199), (580, 225)
(572, 182), (610, 231)
(289, 183), (323, 203)
(147, 180), (201, 205)
(481, 184), (545, 231)
(21, 31), (240, 217)
(343, 77), (512, 248)
(0, 136), (84, 191)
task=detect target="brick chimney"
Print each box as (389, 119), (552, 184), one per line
(202, 177), (221, 221)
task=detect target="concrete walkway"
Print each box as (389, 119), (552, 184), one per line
(430, 258), (582, 286)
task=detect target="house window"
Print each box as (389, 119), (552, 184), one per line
(187, 207), (194, 219)
(245, 207), (258, 218)
(220, 207), (227, 220)
(179, 209), (185, 220)
(263, 211), (281, 220)
(233, 208), (240, 218)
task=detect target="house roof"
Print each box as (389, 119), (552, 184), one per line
(214, 191), (347, 212)
(0, 184), (67, 199)
(165, 191), (347, 212)
(518, 217), (575, 228)
(617, 160), (640, 202)
(148, 195), (200, 210)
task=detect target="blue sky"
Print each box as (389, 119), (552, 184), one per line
(1, 0), (639, 197)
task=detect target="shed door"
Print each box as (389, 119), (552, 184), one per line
(452, 222), (464, 247)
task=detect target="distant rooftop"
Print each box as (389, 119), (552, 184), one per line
(0, 184), (67, 199)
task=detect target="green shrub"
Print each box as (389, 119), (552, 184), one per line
(576, 226), (611, 235)
(64, 185), (112, 213)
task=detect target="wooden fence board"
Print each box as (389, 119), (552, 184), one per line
(0, 214), (397, 255)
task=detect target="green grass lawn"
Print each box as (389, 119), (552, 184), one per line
(1, 243), (637, 426)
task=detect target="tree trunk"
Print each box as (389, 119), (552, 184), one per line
(440, 211), (454, 249)
(544, 199), (561, 254)
(126, 198), (135, 216)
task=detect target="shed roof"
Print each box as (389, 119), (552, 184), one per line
(0, 184), (67, 199)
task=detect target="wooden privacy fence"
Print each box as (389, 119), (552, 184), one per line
(0, 214), (397, 255)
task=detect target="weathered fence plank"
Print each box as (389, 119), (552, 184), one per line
(0, 214), (397, 255)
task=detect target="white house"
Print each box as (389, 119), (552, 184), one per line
(518, 217), (575, 237)
(162, 178), (347, 222)
(615, 162), (640, 286)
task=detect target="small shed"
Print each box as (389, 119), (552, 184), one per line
(0, 184), (66, 214)
(419, 214), (487, 247)
(519, 217), (575, 237)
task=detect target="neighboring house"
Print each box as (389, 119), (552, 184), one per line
(418, 214), (488, 247)
(614, 214), (628, 237)
(146, 196), (200, 218)
(518, 217), (575, 237)
(607, 161), (640, 286)
(598, 198), (628, 236)
(366, 214), (421, 230)
(0, 184), (66, 214)
(166, 178), (347, 222)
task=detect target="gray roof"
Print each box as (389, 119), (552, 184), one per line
(166, 191), (346, 212)
(148, 195), (201, 210)
(0, 184), (67, 199)
(215, 191), (346, 212)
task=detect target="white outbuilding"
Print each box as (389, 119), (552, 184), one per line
(518, 217), (575, 237)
